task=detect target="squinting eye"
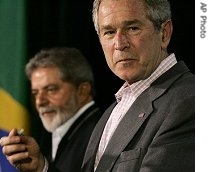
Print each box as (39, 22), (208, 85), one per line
(31, 92), (37, 98)
(127, 26), (142, 35)
(103, 30), (115, 36)
(47, 87), (58, 93)
(128, 27), (139, 31)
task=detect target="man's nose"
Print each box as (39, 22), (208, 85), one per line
(114, 31), (130, 51)
(35, 91), (48, 107)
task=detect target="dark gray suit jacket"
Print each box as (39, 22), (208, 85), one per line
(82, 61), (195, 172)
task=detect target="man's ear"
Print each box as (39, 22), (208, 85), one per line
(161, 20), (173, 49)
(77, 82), (91, 104)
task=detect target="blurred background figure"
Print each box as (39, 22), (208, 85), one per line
(25, 47), (102, 171)
(1, 47), (102, 172)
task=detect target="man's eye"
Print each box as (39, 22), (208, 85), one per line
(103, 30), (115, 36)
(31, 92), (37, 97)
(47, 87), (58, 93)
(31, 91), (38, 101)
(127, 26), (142, 35)
(128, 26), (140, 31)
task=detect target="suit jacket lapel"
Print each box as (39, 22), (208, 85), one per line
(82, 103), (116, 171)
(66, 105), (100, 141)
(95, 89), (154, 172)
(55, 104), (100, 162)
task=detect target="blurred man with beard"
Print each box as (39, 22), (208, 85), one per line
(0, 47), (102, 172)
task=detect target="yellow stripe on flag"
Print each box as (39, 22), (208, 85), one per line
(0, 88), (30, 135)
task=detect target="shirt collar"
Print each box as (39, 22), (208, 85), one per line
(115, 53), (177, 102)
(52, 100), (95, 138)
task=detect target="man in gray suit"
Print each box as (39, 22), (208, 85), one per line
(81, 0), (194, 171)
(1, 0), (194, 171)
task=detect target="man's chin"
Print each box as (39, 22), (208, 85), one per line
(44, 125), (58, 133)
(42, 120), (59, 133)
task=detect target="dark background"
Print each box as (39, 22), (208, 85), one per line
(26, 0), (195, 139)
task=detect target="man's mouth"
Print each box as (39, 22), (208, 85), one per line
(39, 107), (56, 116)
(117, 58), (136, 64)
(42, 110), (55, 116)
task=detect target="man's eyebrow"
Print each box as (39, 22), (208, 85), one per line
(31, 84), (58, 92)
(100, 19), (142, 29)
(122, 19), (142, 26)
(43, 84), (59, 90)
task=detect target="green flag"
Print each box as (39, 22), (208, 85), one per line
(0, 0), (30, 135)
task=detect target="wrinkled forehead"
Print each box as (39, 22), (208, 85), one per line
(98, 0), (146, 19)
(98, 0), (147, 26)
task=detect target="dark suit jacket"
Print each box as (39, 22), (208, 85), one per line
(82, 61), (195, 172)
(43, 103), (102, 172)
